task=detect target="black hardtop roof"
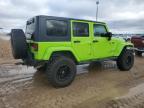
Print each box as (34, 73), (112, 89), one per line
(34, 15), (106, 24)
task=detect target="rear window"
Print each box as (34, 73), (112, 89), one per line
(46, 20), (68, 37)
(73, 22), (89, 37)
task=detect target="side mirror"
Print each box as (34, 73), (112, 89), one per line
(97, 32), (113, 40)
(106, 32), (112, 41)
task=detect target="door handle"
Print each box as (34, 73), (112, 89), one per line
(74, 41), (80, 43)
(93, 40), (99, 43)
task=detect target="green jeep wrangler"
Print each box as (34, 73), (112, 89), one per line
(11, 15), (134, 87)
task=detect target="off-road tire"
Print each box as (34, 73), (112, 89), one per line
(117, 49), (134, 71)
(135, 51), (142, 57)
(11, 29), (28, 59)
(46, 56), (76, 88)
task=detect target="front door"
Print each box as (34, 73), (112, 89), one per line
(92, 24), (113, 59)
(71, 21), (92, 61)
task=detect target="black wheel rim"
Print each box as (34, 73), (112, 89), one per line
(126, 56), (132, 66)
(57, 66), (71, 81)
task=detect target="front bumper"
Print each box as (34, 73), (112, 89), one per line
(134, 47), (144, 52)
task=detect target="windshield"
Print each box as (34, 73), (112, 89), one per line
(25, 18), (35, 39)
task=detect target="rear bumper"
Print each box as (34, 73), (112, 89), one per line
(22, 52), (47, 68)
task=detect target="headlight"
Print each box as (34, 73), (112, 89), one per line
(142, 40), (144, 43)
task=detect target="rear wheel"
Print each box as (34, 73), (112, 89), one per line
(46, 56), (76, 88)
(117, 49), (134, 71)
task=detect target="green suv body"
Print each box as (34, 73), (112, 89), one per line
(11, 15), (134, 87)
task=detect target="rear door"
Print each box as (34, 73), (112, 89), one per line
(71, 21), (92, 61)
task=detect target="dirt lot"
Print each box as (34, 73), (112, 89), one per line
(0, 37), (12, 59)
(0, 37), (144, 108)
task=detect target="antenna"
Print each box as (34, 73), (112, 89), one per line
(96, 0), (99, 21)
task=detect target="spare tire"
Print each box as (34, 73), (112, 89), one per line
(11, 29), (28, 59)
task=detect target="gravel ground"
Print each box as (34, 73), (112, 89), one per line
(0, 37), (12, 59)
(0, 37), (144, 108)
(107, 83), (144, 108)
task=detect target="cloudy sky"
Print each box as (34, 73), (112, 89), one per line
(0, 0), (144, 33)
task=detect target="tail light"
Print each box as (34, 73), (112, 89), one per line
(31, 43), (38, 51)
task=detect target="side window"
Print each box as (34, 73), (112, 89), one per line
(93, 24), (107, 36)
(73, 22), (89, 37)
(46, 20), (68, 37)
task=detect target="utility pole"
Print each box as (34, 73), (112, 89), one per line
(96, 1), (99, 21)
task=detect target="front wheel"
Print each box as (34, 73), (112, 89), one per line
(117, 49), (134, 71)
(46, 56), (76, 88)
